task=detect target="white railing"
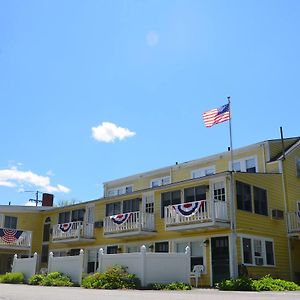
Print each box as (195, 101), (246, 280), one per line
(165, 200), (228, 227)
(287, 212), (300, 233)
(52, 221), (94, 241)
(103, 211), (154, 234)
(0, 228), (31, 248)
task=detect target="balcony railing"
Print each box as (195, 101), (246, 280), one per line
(103, 211), (155, 236)
(287, 212), (300, 233)
(52, 221), (94, 242)
(0, 228), (31, 249)
(165, 200), (229, 230)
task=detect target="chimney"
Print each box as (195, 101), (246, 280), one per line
(42, 193), (54, 207)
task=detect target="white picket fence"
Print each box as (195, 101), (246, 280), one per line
(48, 250), (84, 285)
(11, 252), (38, 282)
(98, 245), (191, 286)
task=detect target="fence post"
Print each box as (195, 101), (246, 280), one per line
(11, 254), (17, 273)
(48, 252), (53, 274)
(78, 249), (84, 285)
(185, 246), (191, 285)
(33, 252), (38, 274)
(140, 245), (146, 287)
(98, 248), (104, 273)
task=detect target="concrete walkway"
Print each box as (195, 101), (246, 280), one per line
(0, 284), (300, 300)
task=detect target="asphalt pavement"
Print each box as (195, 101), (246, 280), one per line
(0, 284), (300, 300)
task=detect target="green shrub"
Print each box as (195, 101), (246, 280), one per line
(218, 275), (300, 292)
(252, 275), (300, 291)
(218, 276), (253, 291)
(41, 272), (73, 287)
(0, 272), (24, 284)
(147, 282), (192, 290)
(81, 266), (140, 289)
(28, 274), (45, 285)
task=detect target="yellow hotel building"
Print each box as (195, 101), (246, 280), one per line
(1, 137), (300, 286)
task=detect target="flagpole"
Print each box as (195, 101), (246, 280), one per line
(227, 96), (238, 278)
(228, 96), (234, 171)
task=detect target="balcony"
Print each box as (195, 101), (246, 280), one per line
(287, 212), (300, 235)
(52, 221), (95, 243)
(165, 200), (230, 231)
(0, 228), (31, 250)
(103, 211), (155, 238)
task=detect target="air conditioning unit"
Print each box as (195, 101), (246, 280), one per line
(255, 257), (264, 266)
(271, 209), (284, 220)
(94, 221), (103, 228)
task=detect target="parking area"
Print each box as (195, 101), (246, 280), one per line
(0, 284), (300, 300)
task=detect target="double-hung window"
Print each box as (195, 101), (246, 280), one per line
(241, 236), (275, 266)
(230, 156), (258, 173)
(4, 216), (17, 229)
(191, 166), (216, 179)
(253, 187), (268, 216)
(236, 181), (252, 212)
(151, 176), (171, 188)
(105, 202), (121, 216)
(161, 190), (181, 218)
(184, 186), (207, 203)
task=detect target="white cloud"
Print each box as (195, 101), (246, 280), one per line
(25, 201), (37, 207)
(146, 31), (159, 47)
(92, 122), (136, 143)
(0, 167), (71, 194)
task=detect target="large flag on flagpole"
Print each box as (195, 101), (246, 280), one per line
(202, 103), (230, 128)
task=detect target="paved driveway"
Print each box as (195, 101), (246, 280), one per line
(0, 284), (300, 300)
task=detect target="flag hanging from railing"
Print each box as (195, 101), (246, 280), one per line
(59, 223), (72, 232)
(202, 103), (230, 128)
(0, 228), (23, 243)
(173, 201), (204, 217)
(110, 213), (132, 225)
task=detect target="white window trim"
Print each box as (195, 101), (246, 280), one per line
(0, 214), (3, 227)
(239, 234), (275, 267)
(191, 166), (216, 179)
(150, 176), (171, 188)
(229, 155), (258, 172)
(107, 184), (133, 197)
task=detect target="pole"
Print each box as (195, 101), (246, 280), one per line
(227, 96), (238, 278)
(228, 96), (234, 171)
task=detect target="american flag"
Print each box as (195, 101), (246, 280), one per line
(0, 228), (23, 244)
(202, 103), (230, 127)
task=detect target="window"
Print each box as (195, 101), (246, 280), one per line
(254, 187), (268, 216)
(150, 176), (171, 188)
(161, 190), (181, 218)
(242, 238), (252, 264)
(191, 166), (216, 179)
(241, 236), (275, 266)
(106, 202), (121, 216)
(296, 159), (300, 177)
(155, 241), (169, 253)
(230, 156), (257, 173)
(58, 211), (70, 224)
(43, 218), (51, 242)
(107, 185), (133, 197)
(176, 240), (204, 271)
(184, 186), (207, 203)
(246, 158), (256, 173)
(71, 209), (85, 222)
(144, 193), (154, 213)
(213, 181), (226, 201)
(4, 216), (17, 229)
(236, 181), (252, 212)
(107, 245), (118, 254)
(123, 199), (140, 213)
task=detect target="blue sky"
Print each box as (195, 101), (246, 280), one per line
(0, 0), (299, 206)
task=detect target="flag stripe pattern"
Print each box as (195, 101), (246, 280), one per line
(202, 103), (230, 127)
(110, 213), (132, 225)
(59, 223), (72, 233)
(0, 228), (23, 244)
(173, 200), (205, 217)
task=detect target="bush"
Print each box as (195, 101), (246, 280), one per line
(218, 275), (300, 292)
(252, 275), (300, 291)
(218, 276), (253, 291)
(28, 274), (45, 285)
(0, 272), (24, 284)
(41, 272), (73, 287)
(147, 282), (192, 290)
(82, 266), (140, 289)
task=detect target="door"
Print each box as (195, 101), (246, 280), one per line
(211, 236), (230, 285)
